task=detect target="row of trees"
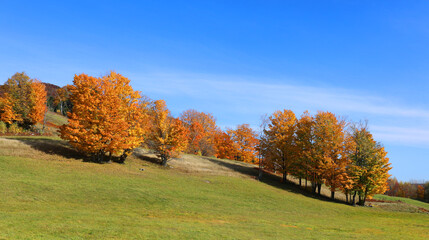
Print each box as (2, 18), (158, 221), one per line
(0, 72), (47, 129)
(58, 72), (260, 165)
(259, 110), (391, 205)
(3, 71), (391, 205)
(385, 178), (429, 202)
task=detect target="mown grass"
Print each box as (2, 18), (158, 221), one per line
(0, 137), (428, 239)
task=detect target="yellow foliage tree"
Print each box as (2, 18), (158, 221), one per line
(348, 125), (391, 205)
(1, 72), (48, 129)
(227, 124), (259, 163)
(147, 100), (189, 166)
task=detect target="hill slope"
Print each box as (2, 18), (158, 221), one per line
(0, 137), (428, 239)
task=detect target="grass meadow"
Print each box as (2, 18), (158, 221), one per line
(0, 137), (428, 239)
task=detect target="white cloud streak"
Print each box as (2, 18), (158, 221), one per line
(131, 72), (429, 147)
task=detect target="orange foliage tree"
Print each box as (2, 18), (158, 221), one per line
(213, 129), (237, 160)
(262, 110), (297, 182)
(146, 100), (188, 166)
(180, 109), (217, 156)
(0, 93), (21, 124)
(227, 124), (258, 163)
(312, 111), (350, 197)
(60, 72), (148, 163)
(29, 80), (48, 125)
(295, 111), (315, 187)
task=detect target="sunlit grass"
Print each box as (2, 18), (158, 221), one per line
(373, 194), (429, 210)
(0, 137), (428, 239)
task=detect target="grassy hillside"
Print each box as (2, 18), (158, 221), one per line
(0, 137), (428, 239)
(373, 194), (429, 212)
(37, 111), (68, 135)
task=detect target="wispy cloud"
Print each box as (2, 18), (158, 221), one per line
(132, 72), (429, 119)
(371, 125), (429, 147)
(128, 71), (429, 149)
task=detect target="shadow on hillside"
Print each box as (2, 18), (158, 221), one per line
(133, 151), (161, 165)
(205, 157), (348, 205)
(11, 137), (86, 161)
(204, 157), (259, 176)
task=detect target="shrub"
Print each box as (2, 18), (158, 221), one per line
(8, 122), (23, 134)
(0, 121), (7, 134)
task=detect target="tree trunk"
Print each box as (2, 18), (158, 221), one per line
(317, 183), (322, 195)
(282, 172), (287, 183)
(161, 155), (168, 166)
(299, 178), (302, 186)
(352, 192), (357, 206)
(108, 152), (112, 163)
(100, 150), (105, 163)
(312, 182), (316, 193)
(118, 149), (131, 164)
(362, 188), (368, 206)
(331, 191), (335, 199)
(258, 168), (263, 180)
(95, 150), (104, 163)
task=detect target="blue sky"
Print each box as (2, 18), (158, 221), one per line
(1, 0), (428, 181)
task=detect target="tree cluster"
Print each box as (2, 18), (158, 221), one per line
(0, 72), (47, 131)
(259, 110), (392, 205)
(178, 109), (259, 163)
(385, 178), (429, 203)
(3, 71), (393, 206)
(58, 72), (261, 165)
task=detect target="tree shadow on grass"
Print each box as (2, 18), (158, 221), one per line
(133, 151), (162, 165)
(205, 157), (349, 205)
(10, 137), (86, 161)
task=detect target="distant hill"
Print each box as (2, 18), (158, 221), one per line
(42, 82), (61, 98)
(0, 82), (61, 98)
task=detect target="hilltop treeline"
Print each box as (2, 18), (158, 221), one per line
(385, 178), (429, 203)
(1, 71), (392, 205)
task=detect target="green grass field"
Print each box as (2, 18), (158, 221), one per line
(0, 137), (428, 239)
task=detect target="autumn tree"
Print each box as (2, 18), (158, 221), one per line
(28, 80), (48, 125)
(180, 109), (217, 156)
(3, 72), (33, 125)
(295, 111), (315, 187)
(348, 124), (391, 205)
(54, 86), (72, 115)
(262, 110), (297, 182)
(0, 93), (21, 124)
(60, 72), (148, 163)
(256, 114), (269, 180)
(213, 129), (237, 160)
(0, 72), (48, 129)
(186, 121), (205, 154)
(312, 111), (350, 198)
(146, 100), (188, 166)
(227, 124), (259, 163)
